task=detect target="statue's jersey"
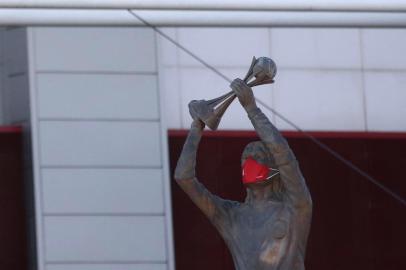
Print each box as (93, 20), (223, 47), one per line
(210, 195), (310, 270)
(183, 175), (311, 270)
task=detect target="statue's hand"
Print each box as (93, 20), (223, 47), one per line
(230, 78), (257, 111)
(191, 118), (205, 131)
(188, 100), (201, 120)
(188, 101), (205, 131)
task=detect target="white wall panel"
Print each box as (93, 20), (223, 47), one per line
(26, 27), (174, 270)
(178, 28), (270, 67)
(179, 67), (274, 129)
(37, 73), (159, 120)
(364, 71), (406, 131)
(4, 28), (28, 75)
(42, 168), (164, 214)
(39, 121), (162, 167)
(44, 216), (167, 262)
(271, 28), (361, 69)
(158, 28), (178, 67)
(362, 29), (406, 69)
(34, 28), (156, 72)
(273, 70), (365, 130)
(5, 74), (30, 123)
(159, 67), (182, 128)
(47, 264), (166, 270)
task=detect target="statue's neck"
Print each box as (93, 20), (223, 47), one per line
(245, 186), (274, 205)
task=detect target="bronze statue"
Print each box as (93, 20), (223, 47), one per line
(174, 57), (312, 270)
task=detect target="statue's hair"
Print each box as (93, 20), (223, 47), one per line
(241, 141), (275, 167)
(241, 141), (285, 201)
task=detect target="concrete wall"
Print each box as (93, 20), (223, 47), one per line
(1, 27), (175, 270)
(158, 27), (406, 132)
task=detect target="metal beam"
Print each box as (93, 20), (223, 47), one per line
(0, 0), (406, 12)
(0, 9), (406, 27)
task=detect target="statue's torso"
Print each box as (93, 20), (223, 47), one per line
(213, 201), (307, 270)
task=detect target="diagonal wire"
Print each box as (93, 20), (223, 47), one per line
(128, 9), (406, 208)
(256, 99), (406, 207)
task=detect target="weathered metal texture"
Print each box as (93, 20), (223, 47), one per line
(174, 66), (312, 269)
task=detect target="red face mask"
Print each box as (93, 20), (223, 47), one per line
(242, 156), (279, 185)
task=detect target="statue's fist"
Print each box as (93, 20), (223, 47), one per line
(188, 100), (200, 120)
(230, 78), (256, 110)
(188, 100), (205, 130)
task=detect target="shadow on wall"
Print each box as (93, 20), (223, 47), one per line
(169, 131), (406, 270)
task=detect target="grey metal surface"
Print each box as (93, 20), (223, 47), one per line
(175, 74), (312, 269)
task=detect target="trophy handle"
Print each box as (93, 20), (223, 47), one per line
(208, 93), (236, 130)
(206, 90), (235, 106)
(189, 91), (236, 131)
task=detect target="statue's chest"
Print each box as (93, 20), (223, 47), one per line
(227, 205), (290, 253)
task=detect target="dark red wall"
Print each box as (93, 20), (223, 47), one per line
(169, 131), (406, 270)
(0, 127), (28, 270)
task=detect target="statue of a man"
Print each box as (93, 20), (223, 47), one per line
(174, 78), (312, 270)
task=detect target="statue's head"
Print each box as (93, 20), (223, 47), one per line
(241, 141), (284, 196)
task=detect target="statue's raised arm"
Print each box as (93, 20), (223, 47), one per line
(230, 78), (312, 210)
(174, 115), (237, 223)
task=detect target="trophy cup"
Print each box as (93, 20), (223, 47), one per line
(188, 56), (277, 130)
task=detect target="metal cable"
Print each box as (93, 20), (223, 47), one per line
(128, 9), (406, 207)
